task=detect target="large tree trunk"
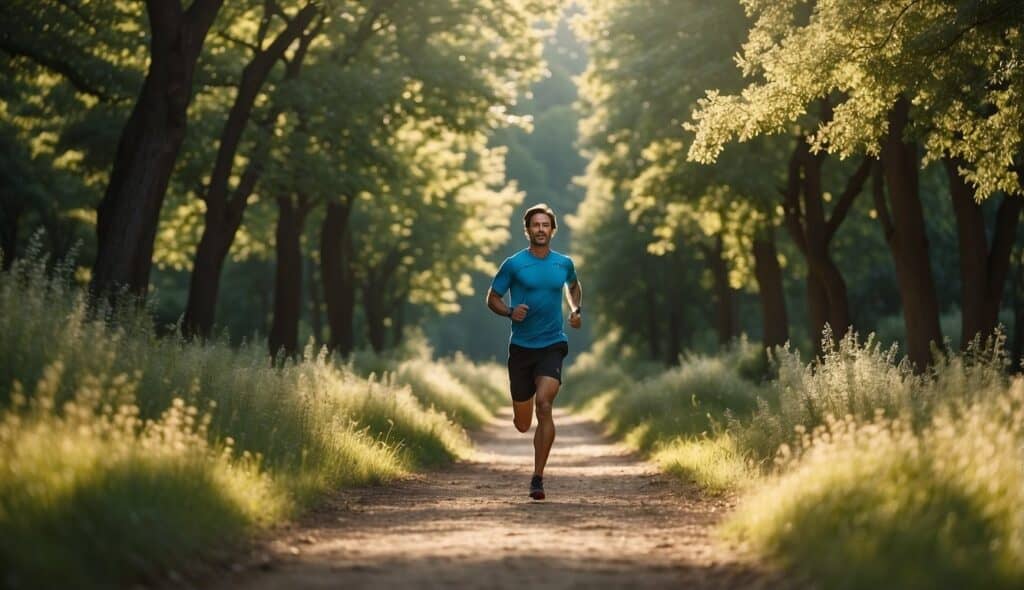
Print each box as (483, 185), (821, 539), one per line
(268, 195), (311, 359)
(321, 201), (356, 355)
(752, 229), (789, 350)
(878, 97), (943, 372)
(92, 1), (223, 297)
(945, 158), (1021, 350)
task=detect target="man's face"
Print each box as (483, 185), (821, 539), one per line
(526, 214), (553, 246)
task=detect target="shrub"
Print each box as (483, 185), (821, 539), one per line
(725, 385), (1024, 590)
(739, 327), (1011, 461)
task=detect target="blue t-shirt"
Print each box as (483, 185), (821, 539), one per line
(491, 248), (578, 348)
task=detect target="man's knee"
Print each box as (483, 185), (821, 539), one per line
(535, 397), (553, 420)
(513, 416), (531, 433)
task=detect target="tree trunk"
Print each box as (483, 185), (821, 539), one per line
(268, 195), (311, 359)
(364, 287), (387, 353)
(945, 158), (1021, 350)
(184, 0), (381, 328)
(92, 1), (222, 297)
(308, 258), (323, 347)
(644, 281), (662, 360)
(321, 201), (356, 355)
(0, 196), (21, 270)
(666, 306), (682, 365)
(181, 195), (247, 338)
(202, 4), (318, 218)
(1012, 249), (1024, 372)
(879, 97), (943, 372)
(799, 142), (854, 342)
(806, 273), (830, 352)
(181, 6), (318, 337)
(706, 237), (737, 347)
(752, 229), (789, 350)
(361, 249), (405, 354)
(391, 302), (406, 348)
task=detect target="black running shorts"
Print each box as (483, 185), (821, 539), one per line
(507, 341), (569, 402)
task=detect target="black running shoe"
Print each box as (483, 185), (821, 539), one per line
(529, 475), (545, 500)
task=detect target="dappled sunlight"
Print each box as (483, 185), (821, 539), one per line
(217, 407), (785, 590)
(5, 0), (1024, 588)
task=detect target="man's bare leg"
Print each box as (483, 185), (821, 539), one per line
(532, 376), (560, 477)
(512, 398), (533, 433)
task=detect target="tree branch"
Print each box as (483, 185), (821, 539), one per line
(852, 0), (925, 54)
(988, 193), (1023, 298)
(872, 159), (895, 241)
(0, 38), (122, 102)
(206, 1), (318, 216)
(54, 0), (100, 33)
(335, 0), (398, 67)
(216, 30), (261, 53)
(825, 156), (873, 243)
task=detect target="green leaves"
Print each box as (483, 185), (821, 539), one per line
(689, 0), (1024, 198)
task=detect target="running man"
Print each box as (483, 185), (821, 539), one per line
(486, 203), (582, 500)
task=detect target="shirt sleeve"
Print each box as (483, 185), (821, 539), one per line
(491, 257), (513, 295)
(565, 257), (578, 284)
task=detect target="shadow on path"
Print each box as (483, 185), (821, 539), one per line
(213, 408), (795, 590)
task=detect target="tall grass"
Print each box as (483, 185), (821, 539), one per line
(739, 327), (1010, 460)
(726, 388), (1024, 589)
(392, 358), (493, 429)
(718, 329), (1021, 589)
(572, 326), (1022, 589)
(0, 250), (497, 589)
(445, 352), (509, 412)
(563, 338), (767, 490)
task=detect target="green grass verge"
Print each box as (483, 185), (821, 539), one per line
(571, 331), (1023, 589)
(563, 342), (767, 493)
(0, 254), (498, 589)
(651, 433), (756, 493)
(725, 395), (1024, 590)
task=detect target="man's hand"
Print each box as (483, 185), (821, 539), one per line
(568, 310), (582, 329)
(511, 304), (529, 322)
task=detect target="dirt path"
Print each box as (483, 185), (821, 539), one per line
(215, 408), (791, 589)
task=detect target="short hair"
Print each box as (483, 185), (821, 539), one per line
(523, 203), (557, 230)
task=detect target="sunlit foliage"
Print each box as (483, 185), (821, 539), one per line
(688, 0), (1024, 199)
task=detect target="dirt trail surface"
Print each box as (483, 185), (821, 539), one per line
(215, 409), (791, 589)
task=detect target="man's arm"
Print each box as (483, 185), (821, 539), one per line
(566, 279), (582, 329)
(487, 287), (511, 317)
(487, 288), (529, 322)
(566, 279), (582, 312)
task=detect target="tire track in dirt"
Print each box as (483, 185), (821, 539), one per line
(214, 408), (792, 589)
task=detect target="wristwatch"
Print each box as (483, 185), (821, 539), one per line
(506, 308), (513, 318)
